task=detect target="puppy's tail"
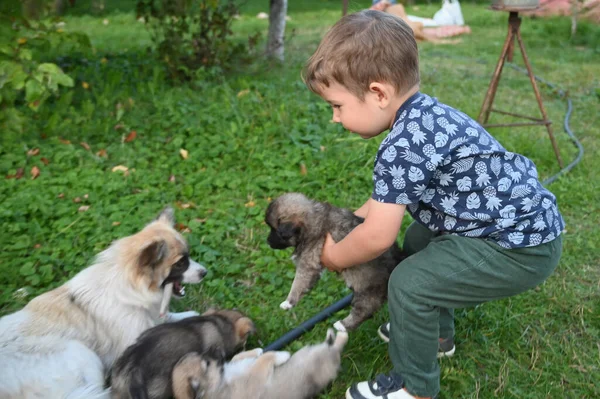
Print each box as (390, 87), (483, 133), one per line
(66, 386), (111, 399)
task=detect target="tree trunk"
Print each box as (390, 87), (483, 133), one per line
(266, 0), (287, 61)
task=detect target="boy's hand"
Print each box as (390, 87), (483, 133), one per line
(321, 233), (343, 272)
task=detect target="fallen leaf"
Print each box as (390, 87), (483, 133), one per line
(300, 163), (307, 175)
(59, 138), (71, 145)
(101, 57), (108, 64)
(82, 82), (90, 89)
(180, 149), (189, 160)
(40, 157), (50, 165)
(168, 174), (176, 182)
(33, 244), (42, 249)
(245, 200), (256, 208)
(103, 19), (109, 25)
(30, 166), (40, 180)
(80, 142), (91, 151)
(112, 165), (129, 173)
(96, 149), (107, 158)
(27, 148), (40, 156)
(125, 131), (137, 142)
(58, 193), (65, 198)
(237, 89), (250, 98)
(73, 197), (81, 203)
(194, 218), (207, 223)
(176, 223), (191, 233)
(114, 124), (125, 131)
(175, 201), (196, 209)
(6, 168), (25, 179)
(83, 194), (89, 199)
(17, 37), (27, 45)
(78, 205), (90, 212)
(320, 146), (326, 152)
(112, 221), (121, 226)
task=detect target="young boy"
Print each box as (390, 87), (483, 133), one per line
(303, 10), (564, 399)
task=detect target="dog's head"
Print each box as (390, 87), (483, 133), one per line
(172, 352), (223, 399)
(202, 308), (256, 348)
(265, 193), (313, 249)
(124, 207), (207, 298)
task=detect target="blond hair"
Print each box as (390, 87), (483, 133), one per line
(303, 10), (419, 100)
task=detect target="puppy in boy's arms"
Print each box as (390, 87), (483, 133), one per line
(111, 309), (255, 399)
(265, 193), (406, 331)
(0, 207), (206, 399)
(172, 328), (348, 399)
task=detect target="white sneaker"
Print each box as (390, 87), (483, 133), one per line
(345, 373), (438, 399)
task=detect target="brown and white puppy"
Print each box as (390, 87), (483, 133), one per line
(265, 193), (406, 331)
(0, 207), (207, 399)
(171, 352), (223, 399)
(200, 329), (348, 399)
(111, 309), (255, 399)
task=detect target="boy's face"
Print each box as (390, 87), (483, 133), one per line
(320, 82), (392, 139)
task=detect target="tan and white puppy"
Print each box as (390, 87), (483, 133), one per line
(0, 207), (207, 399)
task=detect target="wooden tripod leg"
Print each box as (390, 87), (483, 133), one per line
(515, 29), (564, 168)
(478, 15), (515, 125)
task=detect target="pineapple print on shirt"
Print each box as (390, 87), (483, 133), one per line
(372, 93), (565, 249)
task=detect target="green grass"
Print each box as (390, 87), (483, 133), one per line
(1, 1), (599, 398)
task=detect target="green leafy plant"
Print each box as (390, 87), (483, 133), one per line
(0, 17), (90, 132)
(136, 0), (257, 81)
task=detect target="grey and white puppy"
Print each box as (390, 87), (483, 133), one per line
(265, 193), (406, 331)
(110, 309), (255, 399)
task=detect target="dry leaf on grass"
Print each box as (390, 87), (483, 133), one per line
(112, 221), (121, 226)
(125, 131), (137, 142)
(96, 149), (108, 158)
(6, 168), (25, 180)
(80, 142), (91, 151)
(78, 205), (90, 212)
(237, 89), (250, 98)
(59, 138), (71, 145)
(180, 149), (189, 159)
(111, 165), (129, 173)
(245, 200), (256, 208)
(30, 166), (40, 180)
(40, 157), (50, 165)
(300, 163), (307, 175)
(27, 148), (40, 156)
(168, 174), (176, 182)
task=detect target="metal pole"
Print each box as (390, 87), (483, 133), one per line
(264, 293), (354, 351)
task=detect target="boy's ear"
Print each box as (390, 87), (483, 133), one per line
(368, 82), (394, 108)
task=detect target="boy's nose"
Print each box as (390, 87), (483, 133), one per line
(332, 111), (341, 123)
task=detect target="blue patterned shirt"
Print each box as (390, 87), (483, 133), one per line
(372, 92), (565, 248)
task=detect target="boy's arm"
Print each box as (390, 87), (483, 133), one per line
(321, 199), (405, 271)
(354, 198), (371, 218)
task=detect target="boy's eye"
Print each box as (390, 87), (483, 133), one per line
(332, 104), (341, 109)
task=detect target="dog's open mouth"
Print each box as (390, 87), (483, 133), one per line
(159, 278), (185, 317)
(172, 280), (185, 298)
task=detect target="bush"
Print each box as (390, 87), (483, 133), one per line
(136, 0), (257, 81)
(0, 17), (90, 133)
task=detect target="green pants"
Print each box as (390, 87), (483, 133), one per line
(388, 222), (563, 397)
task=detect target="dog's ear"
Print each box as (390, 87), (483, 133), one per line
(155, 206), (176, 226)
(277, 222), (301, 239)
(138, 240), (167, 269)
(234, 316), (256, 342)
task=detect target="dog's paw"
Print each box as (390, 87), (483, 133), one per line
(333, 320), (347, 332)
(273, 351), (291, 366)
(279, 300), (294, 310)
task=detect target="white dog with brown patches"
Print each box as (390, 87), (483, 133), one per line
(0, 208), (206, 399)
